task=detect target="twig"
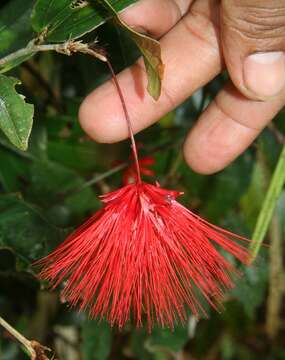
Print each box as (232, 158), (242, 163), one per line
(0, 40), (106, 70)
(0, 315), (52, 359)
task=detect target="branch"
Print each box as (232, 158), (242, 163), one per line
(0, 315), (52, 359)
(0, 39), (106, 71)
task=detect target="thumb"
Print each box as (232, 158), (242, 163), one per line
(221, 0), (285, 100)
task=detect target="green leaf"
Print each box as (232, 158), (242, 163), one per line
(131, 329), (153, 360)
(28, 159), (100, 225)
(31, 0), (138, 42)
(0, 75), (34, 150)
(96, 0), (163, 100)
(240, 161), (268, 231)
(231, 259), (268, 318)
(147, 326), (189, 353)
(0, 193), (63, 260)
(0, 0), (35, 57)
(31, 0), (163, 99)
(81, 320), (112, 360)
(0, 0), (36, 73)
(48, 140), (100, 171)
(0, 147), (29, 192)
(203, 153), (254, 222)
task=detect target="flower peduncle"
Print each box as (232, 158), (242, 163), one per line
(106, 59), (142, 184)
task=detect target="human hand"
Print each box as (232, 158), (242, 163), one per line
(79, 0), (285, 174)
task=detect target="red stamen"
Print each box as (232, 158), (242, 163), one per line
(35, 182), (251, 330)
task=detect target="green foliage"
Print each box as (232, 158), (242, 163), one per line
(0, 0), (36, 73)
(0, 75), (34, 150)
(148, 326), (189, 353)
(204, 153), (254, 222)
(81, 320), (112, 360)
(231, 259), (268, 318)
(0, 0), (35, 57)
(0, 0), (284, 359)
(31, 0), (139, 42)
(0, 0), (161, 149)
(0, 193), (63, 259)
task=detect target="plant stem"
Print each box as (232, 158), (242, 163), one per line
(105, 59), (142, 183)
(0, 44), (70, 68)
(0, 45), (36, 67)
(0, 40), (106, 70)
(0, 315), (52, 359)
(0, 316), (36, 358)
(250, 143), (285, 260)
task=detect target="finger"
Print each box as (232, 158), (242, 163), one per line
(221, 0), (285, 100)
(120, 0), (192, 38)
(79, 0), (222, 143)
(184, 83), (285, 174)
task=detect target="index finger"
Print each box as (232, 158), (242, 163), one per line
(79, 0), (222, 143)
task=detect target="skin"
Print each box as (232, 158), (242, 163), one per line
(79, 0), (285, 174)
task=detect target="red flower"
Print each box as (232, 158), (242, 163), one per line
(36, 181), (250, 330)
(35, 59), (251, 331)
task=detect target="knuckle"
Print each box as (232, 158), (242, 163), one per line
(181, 5), (220, 51)
(224, 1), (285, 41)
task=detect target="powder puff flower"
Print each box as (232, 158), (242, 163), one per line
(36, 181), (250, 330)
(35, 58), (251, 331)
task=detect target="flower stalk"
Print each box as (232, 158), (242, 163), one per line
(105, 59), (142, 183)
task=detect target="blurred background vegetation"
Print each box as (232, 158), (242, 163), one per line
(0, 0), (285, 359)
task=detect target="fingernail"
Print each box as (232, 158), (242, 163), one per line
(243, 51), (285, 99)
